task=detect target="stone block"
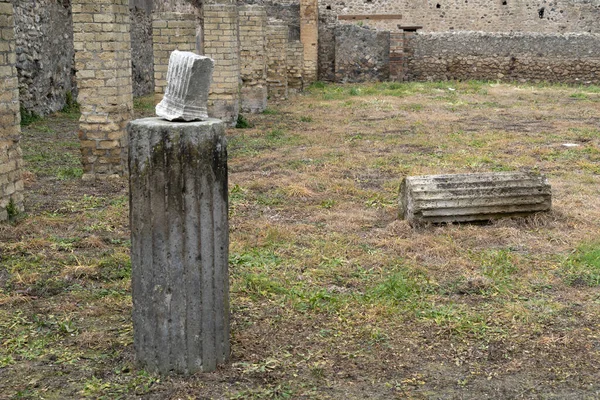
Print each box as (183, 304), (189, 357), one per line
(399, 172), (552, 225)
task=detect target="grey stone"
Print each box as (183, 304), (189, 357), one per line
(128, 117), (230, 375)
(156, 51), (214, 122)
(399, 172), (552, 226)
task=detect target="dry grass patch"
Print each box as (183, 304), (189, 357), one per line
(1, 83), (600, 398)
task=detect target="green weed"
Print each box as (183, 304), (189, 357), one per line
(561, 244), (600, 286)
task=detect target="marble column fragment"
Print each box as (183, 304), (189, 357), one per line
(128, 117), (230, 374)
(400, 172), (552, 226)
(156, 50), (214, 121)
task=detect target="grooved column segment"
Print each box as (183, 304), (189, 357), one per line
(128, 117), (230, 375)
(238, 5), (267, 113)
(203, 4), (240, 125)
(300, 0), (318, 84)
(266, 23), (289, 101)
(73, 0), (133, 180)
(152, 12), (197, 104)
(400, 172), (552, 226)
(287, 40), (305, 94)
(0, 0), (24, 221)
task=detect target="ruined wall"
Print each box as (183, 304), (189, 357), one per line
(0, 0), (24, 220)
(131, 4), (154, 96)
(13, 0), (75, 116)
(287, 40), (304, 92)
(334, 24), (389, 83)
(408, 32), (600, 84)
(322, 0), (600, 33)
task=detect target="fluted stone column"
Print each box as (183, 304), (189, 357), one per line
(400, 172), (552, 226)
(0, 0), (24, 221)
(128, 117), (230, 374)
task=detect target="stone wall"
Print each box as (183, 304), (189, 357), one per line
(266, 23), (288, 100)
(287, 40), (304, 92)
(239, 5), (267, 113)
(73, 0), (134, 180)
(0, 0), (24, 221)
(131, 4), (154, 97)
(321, 0), (600, 34)
(407, 32), (600, 84)
(334, 24), (390, 83)
(153, 12), (197, 103)
(13, 0), (75, 116)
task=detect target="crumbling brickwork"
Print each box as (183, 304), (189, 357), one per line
(0, 0), (24, 221)
(287, 40), (304, 93)
(153, 12), (197, 103)
(266, 23), (288, 101)
(203, 3), (240, 124)
(73, 0), (134, 180)
(239, 5), (267, 113)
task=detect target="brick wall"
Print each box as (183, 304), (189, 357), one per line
(203, 3), (240, 124)
(266, 23), (288, 101)
(287, 40), (304, 93)
(299, 0), (317, 84)
(239, 5), (267, 113)
(153, 12), (197, 103)
(73, 0), (134, 180)
(0, 0), (24, 220)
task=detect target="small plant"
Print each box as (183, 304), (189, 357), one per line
(300, 116), (313, 123)
(61, 91), (80, 114)
(20, 106), (41, 127)
(262, 107), (279, 115)
(349, 87), (361, 96)
(235, 114), (251, 129)
(6, 198), (18, 220)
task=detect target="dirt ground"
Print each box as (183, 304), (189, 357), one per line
(1, 81), (599, 399)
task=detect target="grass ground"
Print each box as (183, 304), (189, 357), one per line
(1, 81), (600, 399)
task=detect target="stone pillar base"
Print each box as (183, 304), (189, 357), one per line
(128, 117), (230, 375)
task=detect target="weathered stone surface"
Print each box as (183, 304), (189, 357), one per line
(156, 50), (213, 121)
(0, 0), (24, 221)
(399, 172), (552, 226)
(239, 5), (268, 113)
(128, 117), (230, 375)
(407, 32), (600, 85)
(334, 24), (390, 83)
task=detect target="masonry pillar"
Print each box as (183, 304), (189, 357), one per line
(266, 23), (289, 101)
(389, 32), (404, 81)
(300, 0), (318, 84)
(238, 5), (267, 113)
(0, 0), (24, 221)
(73, 0), (134, 180)
(287, 40), (305, 94)
(152, 12), (197, 104)
(203, 3), (240, 125)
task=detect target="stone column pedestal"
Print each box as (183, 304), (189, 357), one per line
(128, 117), (229, 375)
